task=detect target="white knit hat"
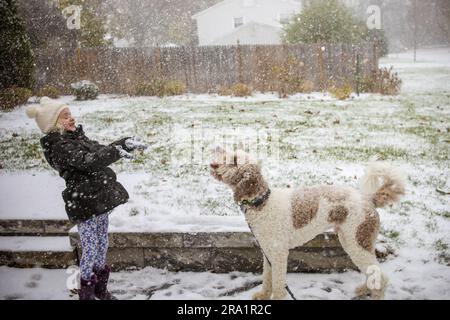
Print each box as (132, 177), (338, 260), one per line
(25, 97), (69, 134)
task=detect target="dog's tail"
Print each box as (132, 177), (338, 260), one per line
(359, 162), (406, 208)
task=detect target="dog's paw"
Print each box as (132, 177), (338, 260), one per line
(354, 284), (386, 300)
(355, 283), (371, 296)
(271, 292), (288, 300)
(252, 291), (271, 300)
(369, 289), (385, 300)
(351, 294), (371, 300)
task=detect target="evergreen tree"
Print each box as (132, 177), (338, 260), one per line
(0, 0), (35, 90)
(283, 0), (370, 44)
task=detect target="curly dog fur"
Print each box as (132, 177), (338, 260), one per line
(210, 147), (405, 300)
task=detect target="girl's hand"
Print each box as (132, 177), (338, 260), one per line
(124, 137), (148, 151)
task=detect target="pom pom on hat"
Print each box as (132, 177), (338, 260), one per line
(25, 106), (38, 119)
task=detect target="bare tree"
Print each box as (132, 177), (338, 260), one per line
(405, 0), (436, 61)
(436, 0), (450, 44)
(106, 0), (220, 47)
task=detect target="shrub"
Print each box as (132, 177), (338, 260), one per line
(360, 67), (402, 95)
(135, 79), (187, 97)
(70, 80), (99, 100)
(255, 54), (316, 97)
(164, 80), (186, 96)
(277, 77), (315, 96)
(269, 64), (290, 98)
(216, 84), (252, 97)
(36, 86), (60, 99)
(298, 80), (315, 93)
(265, 55), (314, 98)
(330, 84), (353, 100)
(283, 0), (369, 44)
(217, 85), (233, 96)
(359, 77), (373, 94)
(0, 87), (32, 110)
(231, 83), (252, 97)
(135, 79), (165, 97)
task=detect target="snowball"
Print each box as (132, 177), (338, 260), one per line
(25, 106), (38, 119)
(115, 145), (134, 159)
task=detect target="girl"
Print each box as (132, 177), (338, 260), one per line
(26, 97), (143, 300)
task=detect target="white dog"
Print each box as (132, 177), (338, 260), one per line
(210, 147), (405, 300)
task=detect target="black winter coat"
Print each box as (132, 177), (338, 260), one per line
(40, 125), (129, 223)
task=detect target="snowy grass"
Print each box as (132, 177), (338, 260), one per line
(0, 47), (449, 299)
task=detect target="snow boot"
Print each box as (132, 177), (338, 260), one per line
(79, 275), (97, 300)
(93, 265), (117, 300)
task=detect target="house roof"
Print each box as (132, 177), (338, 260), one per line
(192, 0), (302, 20)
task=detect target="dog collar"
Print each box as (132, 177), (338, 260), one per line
(239, 188), (271, 213)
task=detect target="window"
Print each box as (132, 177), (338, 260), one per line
(234, 17), (244, 28)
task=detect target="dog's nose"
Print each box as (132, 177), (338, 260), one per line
(210, 162), (219, 169)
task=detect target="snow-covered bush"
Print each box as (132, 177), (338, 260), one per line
(71, 80), (99, 100)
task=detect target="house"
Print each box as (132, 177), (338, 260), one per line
(192, 0), (302, 46)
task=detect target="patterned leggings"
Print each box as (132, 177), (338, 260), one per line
(78, 213), (109, 281)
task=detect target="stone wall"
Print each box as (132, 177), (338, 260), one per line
(70, 231), (357, 273)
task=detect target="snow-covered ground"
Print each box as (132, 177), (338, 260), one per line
(0, 255), (449, 300)
(0, 47), (449, 299)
